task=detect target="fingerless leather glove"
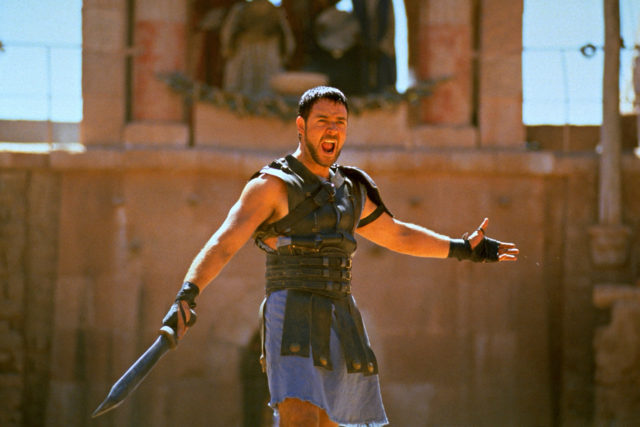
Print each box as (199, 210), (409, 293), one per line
(448, 237), (500, 262)
(162, 281), (200, 334)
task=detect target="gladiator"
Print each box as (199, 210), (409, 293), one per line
(161, 86), (519, 426)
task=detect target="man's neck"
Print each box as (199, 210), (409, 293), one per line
(292, 149), (330, 178)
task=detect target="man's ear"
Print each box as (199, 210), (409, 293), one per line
(296, 116), (305, 135)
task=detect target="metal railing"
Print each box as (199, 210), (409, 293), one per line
(1, 40), (639, 134)
(0, 40), (82, 142)
(522, 43), (639, 125)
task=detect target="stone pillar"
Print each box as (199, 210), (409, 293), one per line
(593, 284), (640, 425)
(409, 0), (477, 148)
(417, 0), (474, 127)
(477, 0), (525, 148)
(0, 172), (29, 426)
(46, 175), (144, 426)
(124, 0), (189, 147)
(589, 0), (631, 268)
(81, 0), (128, 146)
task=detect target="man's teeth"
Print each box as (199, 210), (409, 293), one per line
(322, 141), (335, 152)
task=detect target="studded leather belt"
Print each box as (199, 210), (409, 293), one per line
(262, 253), (378, 375)
(265, 254), (352, 298)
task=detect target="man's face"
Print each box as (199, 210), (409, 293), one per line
(297, 99), (348, 168)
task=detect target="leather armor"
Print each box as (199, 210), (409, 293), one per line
(252, 155), (390, 375)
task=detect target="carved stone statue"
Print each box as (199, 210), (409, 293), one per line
(312, 6), (363, 94)
(307, 0), (396, 95)
(189, 0), (239, 87)
(352, 0), (396, 93)
(220, 0), (296, 97)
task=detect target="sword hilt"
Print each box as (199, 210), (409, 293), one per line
(159, 325), (178, 349)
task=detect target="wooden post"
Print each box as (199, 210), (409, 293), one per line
(634, 54), (640, 157)
(589, 0), (631, 268)
(599, 0), (622, 225)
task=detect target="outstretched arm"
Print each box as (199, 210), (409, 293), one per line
(356, 208), (451, 258)
(162, 174), (286, 341)
(356, 197), (518, 261)
(184, 174), (285, 290)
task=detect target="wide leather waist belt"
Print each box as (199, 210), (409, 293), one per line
(265, 254), (352, 298)
(266, 253), (352, 268)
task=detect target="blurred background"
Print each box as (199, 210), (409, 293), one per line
(1, 0), (640, 426)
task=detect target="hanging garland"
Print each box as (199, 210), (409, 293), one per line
(159, 72), (440, 121)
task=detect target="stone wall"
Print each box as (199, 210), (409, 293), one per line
(3, 0), (640, 425)
(594, 285), (640, 425)
(0, 166), (60, 426)
(0, 121), (79, 144)
(2, 144), (638, 426)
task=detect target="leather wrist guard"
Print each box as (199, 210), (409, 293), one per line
(448, 237), (500, 262)
(448, 239), (472, 261)
(162, 281), (200, 333)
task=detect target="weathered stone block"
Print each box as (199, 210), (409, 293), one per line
(383, 383), (435, 426)
(195, 103), (298, 150)
(81, 95), (125, 145)
(83, 8), (126, 52)
(135, 0), (187, 23)
(410, 124), (477, 148)
(421, 77), (473, 125)
(124, 121), (188, 147)
(194, 102), (411, 149)
(480, 0), (523, 53)
(45, 381), (88, 427)
(0, 373), (23, 427)
(82, 52), (126, 96)
(348, 104), (410, 146)
(594, 300), (640, 425)
(132, 21), (186, 121)
(422, 0), (473, 25)
(418, 20), (473, 125)
(0, 120), (77, 143)
(589, 224), (633, 268)
(480, 54), (522, 98)
(419, 26), (471, 76)
(83, 0), (127, 9)
(479, 96), (525, 147)
(0, 172), (27, 307)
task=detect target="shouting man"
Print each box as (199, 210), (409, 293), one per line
(162, 86), (519, 426)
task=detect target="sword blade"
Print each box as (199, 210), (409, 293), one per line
(92, 327), (176, 418)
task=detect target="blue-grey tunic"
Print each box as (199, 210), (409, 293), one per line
(265, 290), (388, 426)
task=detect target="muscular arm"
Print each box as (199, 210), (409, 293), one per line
(356, 196), (450, 258)
(183, 174), (286, 290)
(356, 195), (519, 261)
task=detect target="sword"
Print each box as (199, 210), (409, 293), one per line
(91, 326), (177, 418)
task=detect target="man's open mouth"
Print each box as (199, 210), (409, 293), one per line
(321, 141), (336, 154)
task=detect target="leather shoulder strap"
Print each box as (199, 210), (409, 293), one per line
(250, 157), (299, 187)
(252, 156), (334, 238)
(338, 165), (392, 227)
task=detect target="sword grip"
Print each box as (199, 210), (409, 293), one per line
(159, 325), (178, 349)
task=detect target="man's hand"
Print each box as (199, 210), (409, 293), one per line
(162, 282), (200, 341)
(468, 218), (519, 262)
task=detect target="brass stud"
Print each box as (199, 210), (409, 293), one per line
(289, 343), (301, 353)
(367, 362), (375, 373)
(352, 360), (362, 370)
(319, 356), (328, 366)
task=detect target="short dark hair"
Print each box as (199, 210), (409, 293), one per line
(297, 86), (349, 121)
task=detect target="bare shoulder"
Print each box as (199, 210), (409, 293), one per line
(237, 172), (288, 222)
(242, 172), (287, 200)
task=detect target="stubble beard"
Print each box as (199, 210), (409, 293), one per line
(303, 132), (341, 168)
